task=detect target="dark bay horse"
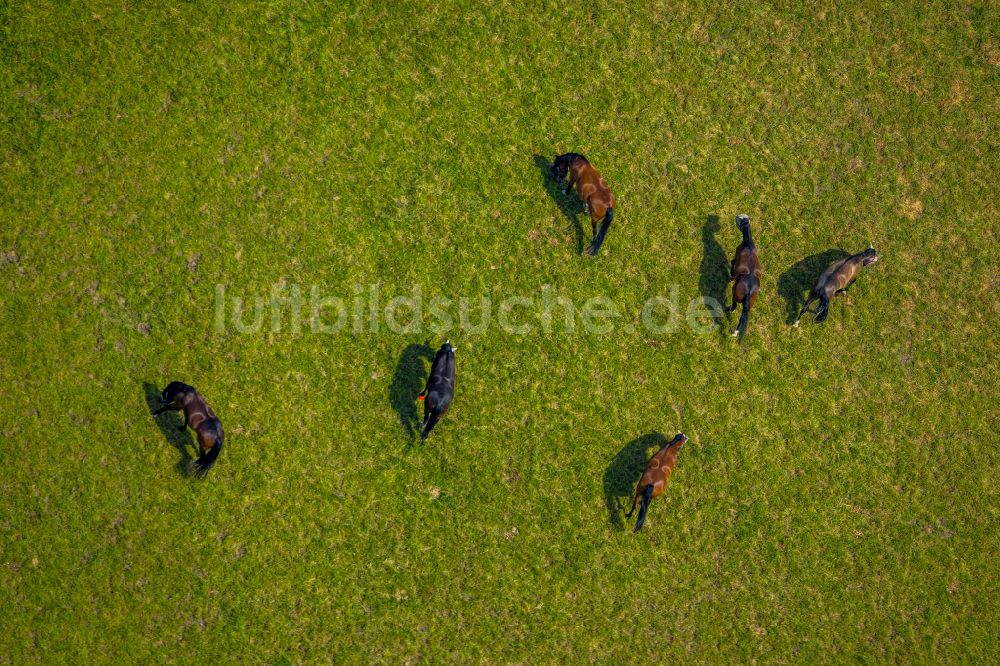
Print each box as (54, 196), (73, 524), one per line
(794, 245), (879, 326)
(727, 214), (762, 342)
(418, 341), (456, 442)
(549, 153), (616, 256)
(626, 433), (687, 532)
(152, 381), (224, 477)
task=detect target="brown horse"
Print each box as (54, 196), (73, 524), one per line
(726, 214), (762, 342)
(794, 244), (878, 326)
(549, 153), (616, 255)
(152, 381), (224, 477)
(625, 433), (687, 532)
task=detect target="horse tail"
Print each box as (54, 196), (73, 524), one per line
(633, 484), (655, 532)
(736, 296), (752, 342)
(193, 435), (222, 477)
(588, 208), (614, 256)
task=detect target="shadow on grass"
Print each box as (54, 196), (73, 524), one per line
(603, 432), (668, 530)
(777, 248), (849, 324)
(142, 381), (193, 477)
(533, 154), (584, 254)
(389, 343), (435, 439)
(699, 214), (730, 340)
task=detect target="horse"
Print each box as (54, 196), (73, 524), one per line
(418, 341), (456, 442)
(549, 153), (616, 256)
(625, 433), (687, 532)
(726, 214), (762, 342)
(794, 244), (879, 326)
(152, 381), (224, 477)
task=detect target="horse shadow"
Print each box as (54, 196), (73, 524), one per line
(388, 343), (435, 438)
(142, 381), (194, 477)
(603, 432), (668, 530)
(533, 154), (585, 254)
(777, 248), (850, 324)
(699, 214), (730, 338)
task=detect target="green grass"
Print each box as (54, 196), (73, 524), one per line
(2, 0), (998, 662)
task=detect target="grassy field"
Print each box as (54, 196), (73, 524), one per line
(2, 0), (999, 662)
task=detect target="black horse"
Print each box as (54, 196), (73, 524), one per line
(419, 341), (457, 442)
(794, 245), (879, 325)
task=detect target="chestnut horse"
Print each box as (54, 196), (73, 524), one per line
(727, 214), (762, 342)
(549, 153), (616, 256)
(626, 433), (687, 532)
(794, 244), (878, 325)
(418, 341), (456, 442)
(152, 382), (224, 477)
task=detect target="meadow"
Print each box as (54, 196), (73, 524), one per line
(1, 0), (998, 662)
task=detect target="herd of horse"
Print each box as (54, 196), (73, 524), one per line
(150, 151), (880, 531)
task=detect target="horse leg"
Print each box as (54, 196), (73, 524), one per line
(793, 297), (815, 327)
(564, 173), (576, 195)
(152, 403), (175, 416)
(726, 285), (740, 313)
(624, 494), (639, 519)
(814, 295), (831, 323)
(837, 278), (857, 295)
